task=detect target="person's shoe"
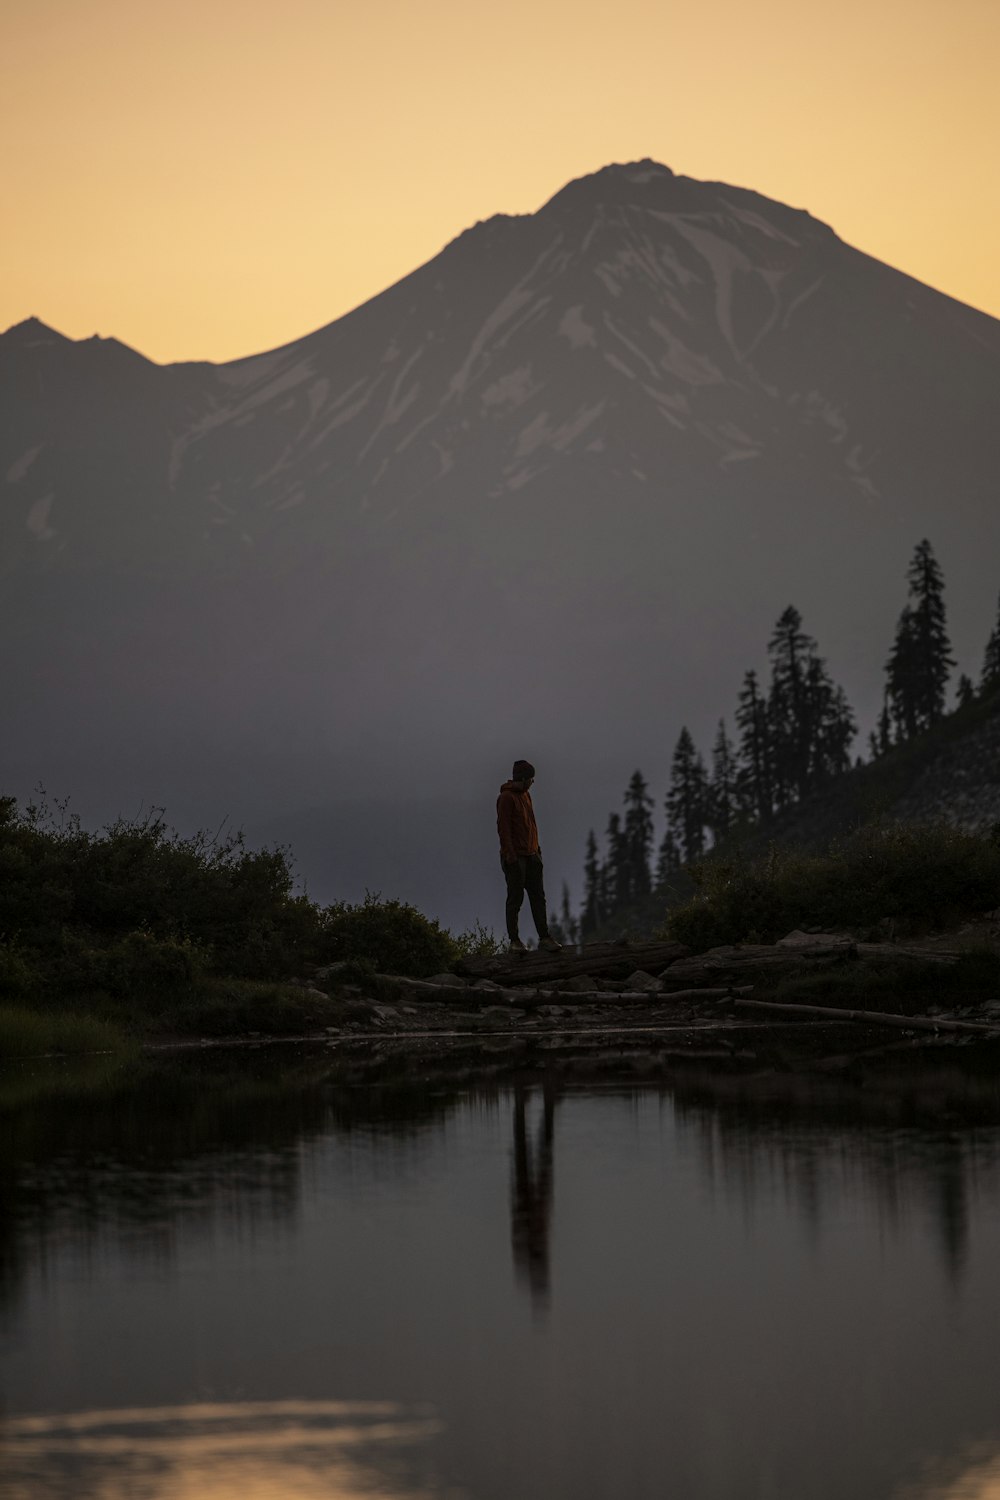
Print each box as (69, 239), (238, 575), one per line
(508, 938), (527, 953)
(538, 936), (563, 952)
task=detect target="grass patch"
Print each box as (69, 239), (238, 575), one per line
(145, 979), (347, 1038)
(665, 821), (1000, 951)
(0, 1004), (130, 1058)
(765, 950), (1000, 1013)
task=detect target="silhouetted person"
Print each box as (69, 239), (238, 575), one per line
(497, 759), (561, 953)
(510, 1081), (557, 1310)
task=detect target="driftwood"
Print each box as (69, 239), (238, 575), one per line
(456, 939), (689, 987)
(734, 995), (1000, 1036)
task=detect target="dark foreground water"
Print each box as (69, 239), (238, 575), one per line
(3, 1039), (1000, 1500)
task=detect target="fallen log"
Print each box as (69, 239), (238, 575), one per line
(456, 938), (689, 986)
(734, 996), (1000, 1036)
(661, 939), (961, 990)
(375, 974), (753, 1007)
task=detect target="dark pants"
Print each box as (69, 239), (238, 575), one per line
(502, 853), (549, 941)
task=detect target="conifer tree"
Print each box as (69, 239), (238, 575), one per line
(622, 769), (654, 905)
(708, 719), (737, 842)
(580, 829), (602, 938)
(766, 606), (813, 806)
(734, 669), (773, 821)
(557, 881), (579, 947)
(955, 673), (975, 709)
(655, 830), (682, 888)
(666, 727), (708, 864)
(763, 605), (855, 799)
(869, 693), (893, 760)
(809, 670), (856, 783)
(981, 593), (1000, 693)
(886, 540), (954, 738)
(600, 812), (626, 915)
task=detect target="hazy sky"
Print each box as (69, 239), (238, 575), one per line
(3, 0), (998, 364)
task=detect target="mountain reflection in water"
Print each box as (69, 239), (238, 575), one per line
(3, 1042), (1000, 1500)
(0, 1401), (444, 1500)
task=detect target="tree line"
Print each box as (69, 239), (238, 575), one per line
(554, 539), (1000, 944)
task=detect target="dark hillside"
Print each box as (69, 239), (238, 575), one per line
(580, 686), (1000, 942)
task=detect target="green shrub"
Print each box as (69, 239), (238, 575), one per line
(0, 792), (323, 988)
(451, 920), (506, 960)
(0, 1004), (128, 1057)
(157, 979), (336, 1038)
(664, 821), (1000, 950)
(770, 950), (1000, 1010)
(317, 893), (459, 977)
(0, 942), (39, 998)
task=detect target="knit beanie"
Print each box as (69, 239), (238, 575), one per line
(512, 759), (535, 780)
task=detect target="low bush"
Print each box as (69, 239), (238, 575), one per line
(768, 950), (1000, 1011)
(665, 821), (1000, 951)
(0, 1004), (128, 1058)
(152, 979), (340, 1038)
(316, 893), (459, 977)
(451, 920), (506, 960)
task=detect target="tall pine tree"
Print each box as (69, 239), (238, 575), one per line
(734, 669), (773, 821)
(981, 592), (1000, 693)
(765, 605), (855, 801)
(599, 812), (626, 916)
(886, 540), (954, 738)
(580, 829), (602, 938)
(666, 728), (708, 864)
(655, 830), (682, 888)
(708, 719), (737, 842)
(622, 770), (654, 906)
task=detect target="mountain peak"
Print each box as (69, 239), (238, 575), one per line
(1, 316), (71, 347)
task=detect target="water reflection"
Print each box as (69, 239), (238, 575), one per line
(896, 1445), (1000, 1498)
(5, 1042), (1000, 1500)
(510, 1081), (557, 1310)
(0, 1401), (445, 1500)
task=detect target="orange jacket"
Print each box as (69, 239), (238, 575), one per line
(497, 781), (541, 862)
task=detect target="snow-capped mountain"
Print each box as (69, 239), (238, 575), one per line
(3, 160), (999, 923)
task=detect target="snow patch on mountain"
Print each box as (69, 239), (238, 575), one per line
(482, 365), (537, 411)
(671, 220), (752, 354)
(26, 493), (56, 541)
(6, 445), (42, 482)
(647, 319), (724, 386)
(558, 306), (597, 349)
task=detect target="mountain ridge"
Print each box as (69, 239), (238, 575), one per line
(3, 159), (999, 928)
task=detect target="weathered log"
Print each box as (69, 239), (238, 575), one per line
(854, 944), (960, 965)
(663, 946), (850, 988)
(734, 996), (1000, 1035)
(455, 939), (690, 987)
(376, 974), (752, 1008)
(661, 939), (961, 990)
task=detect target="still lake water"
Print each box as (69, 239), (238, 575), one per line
(3, 1041), (1000, 1500)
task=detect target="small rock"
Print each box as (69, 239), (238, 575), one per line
(777, 930), (850, 950)
(427, 973), (466, 987)
(370, 1004), (399, 1023)
(624, 970), (662, 991)
(559, 975), (599, 993)
(472, 978), (502, 990)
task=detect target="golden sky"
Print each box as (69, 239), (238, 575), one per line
(3, 0), (998, 365)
